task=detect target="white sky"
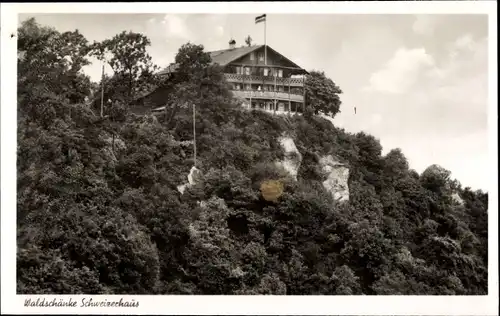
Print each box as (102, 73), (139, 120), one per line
(19, 13), (489, 190)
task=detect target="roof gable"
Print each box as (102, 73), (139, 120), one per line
(210, 45), (306, 70)
(208, 45), (263, 66)
(158, 44), (307, 75)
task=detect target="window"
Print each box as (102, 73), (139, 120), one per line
(245, 84), (251, 90)
(236, 67), (241, 75)
(263, 68), (269, 76)
(245, 67), (250, 75)
(250, 52), (255, 61)
(278, 69), (283, 78)
(258, 53), (264, 61)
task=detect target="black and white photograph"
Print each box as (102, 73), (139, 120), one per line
(1, 1), (498, 315)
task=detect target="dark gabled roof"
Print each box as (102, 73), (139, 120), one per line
(157, 45), (263, 76)
(157, 44), (307, 76)
(209, 45), (263, 66)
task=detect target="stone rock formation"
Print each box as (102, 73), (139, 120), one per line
(319, 155), (350, 202)
(275, 135), (302, 181)
(451, 192), (465, 206)
(177, 165), (202, 194)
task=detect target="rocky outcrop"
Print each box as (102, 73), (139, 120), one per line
(275, 135), (302, 180)
(177, 165), (202, 194)
(319, 155), (350, 202)
(451, 192), (465, 206)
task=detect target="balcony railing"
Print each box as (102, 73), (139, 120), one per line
(243, 106), (303, 116)
(224, 73), (305, 87)
(231, 90), (304, 103)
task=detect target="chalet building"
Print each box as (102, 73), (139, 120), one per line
(155, 40), (308, 114)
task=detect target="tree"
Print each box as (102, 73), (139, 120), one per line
(18, 18), (92, 114)
(384, 149), (409, 175)
(90, 31), (159, 103)
(161, 42), (232, 128)
(304, 70), (343, 118)
(158, 43), (210, 128)
(420, 164), (452, 197)
(245, 35), (253, 47)
(174, 42), (212, 82)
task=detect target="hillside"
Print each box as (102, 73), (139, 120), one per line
(16, 18), (488, 295)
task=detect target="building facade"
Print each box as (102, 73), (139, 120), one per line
(157, 41), (308, 114)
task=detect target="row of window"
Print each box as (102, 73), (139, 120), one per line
(247, 102), (303, 113)
(234, 84), (284, 92)
(233, 84), (302, 94)
(235, 67), (284, 77)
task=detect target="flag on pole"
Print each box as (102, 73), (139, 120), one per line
(255, 14), (266, 24)
(255, 14), (267, 65)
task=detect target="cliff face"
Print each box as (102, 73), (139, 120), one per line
(179, 134), (351, 203)
(275, 135), (302, 181)
(178, 166), (202, 194)
(452, 192), (465, 205)
(275, 136), (350, 202)
(319, 155), (350, 202)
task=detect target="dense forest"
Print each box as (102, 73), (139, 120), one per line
(17, 18), (488, 295)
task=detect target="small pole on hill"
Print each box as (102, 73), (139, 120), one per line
(193, 102), (196, 167)
(100, 63), (105, 118)
(249, 83), (252, 109)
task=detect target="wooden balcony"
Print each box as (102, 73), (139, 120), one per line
(231, 90), (304, 103)
(224, 73), (305, 87)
